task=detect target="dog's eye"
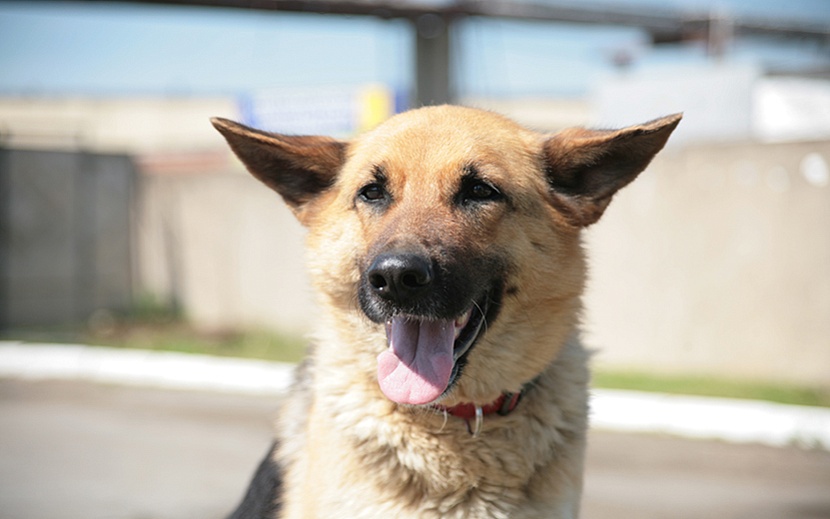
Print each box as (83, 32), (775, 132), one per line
(470, 183), (495, 199)
(358, 183), (387, 203)
(459, 179), (502, 205)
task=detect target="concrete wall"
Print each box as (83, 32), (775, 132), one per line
(5, 96), (826, 386)
(0, 97), (237, 153)
(136, 168), (315, 335)
(135, 139), (830, 387)
(583, 140), (830, 387)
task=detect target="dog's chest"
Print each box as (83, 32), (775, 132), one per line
(316, 484), (577, 519)
(291, 412), (574, 518)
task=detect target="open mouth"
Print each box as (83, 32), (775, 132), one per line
(376, 293), (492, 406)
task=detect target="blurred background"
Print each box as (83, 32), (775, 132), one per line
(1, 1), (830, 518)
(2, 0), (828, 400)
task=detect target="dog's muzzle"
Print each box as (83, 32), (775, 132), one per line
(359, 249), (503, 406)
(366, 252), (434, 307)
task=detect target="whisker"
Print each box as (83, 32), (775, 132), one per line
(473, 299), (489, 334)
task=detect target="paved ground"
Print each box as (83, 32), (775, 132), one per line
(1, 379), (829, 519)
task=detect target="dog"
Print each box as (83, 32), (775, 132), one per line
(212, 105), (680, 518)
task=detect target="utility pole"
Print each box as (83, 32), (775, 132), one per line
(706, 11), (734, 59)
(413, 14), (453, 107)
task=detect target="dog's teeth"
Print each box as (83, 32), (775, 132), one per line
(454, 310), (472, 339)
(385, 321), (393, 347)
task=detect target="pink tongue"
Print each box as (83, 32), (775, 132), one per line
(377, 317), (455, 405)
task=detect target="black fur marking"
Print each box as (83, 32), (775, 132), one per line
(226, 441), (283, 519)
(357, 249), (506, 324)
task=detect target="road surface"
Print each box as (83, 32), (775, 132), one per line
(1, 379), (828, 519)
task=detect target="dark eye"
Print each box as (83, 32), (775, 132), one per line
(459, 178), (502, 205)
(469, 182), (495, 200)
(358, 183), (387, 203)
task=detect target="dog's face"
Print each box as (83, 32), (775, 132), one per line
(213, 106), (680, 406)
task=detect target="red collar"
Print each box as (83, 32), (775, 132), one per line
(432, 391), (523, 421)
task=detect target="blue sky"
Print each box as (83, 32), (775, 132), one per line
(0, 0), (828, 98)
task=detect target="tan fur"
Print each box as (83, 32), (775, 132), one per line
(213, 106), (681, 518)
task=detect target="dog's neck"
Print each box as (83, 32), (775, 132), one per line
(432, 391), (524, 420)
(431, 389), (525, 436)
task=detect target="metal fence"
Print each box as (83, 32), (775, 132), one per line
(0, 148), (135, 328)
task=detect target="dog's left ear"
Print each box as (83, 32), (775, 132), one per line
(542, 113), (682, 226)
(211, 117), (346, 222)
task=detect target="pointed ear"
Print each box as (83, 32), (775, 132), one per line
(211, 117), (346, 215)
(542, 113), (681, 226)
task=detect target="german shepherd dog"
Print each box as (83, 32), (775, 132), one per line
(212, 106), (680, 518)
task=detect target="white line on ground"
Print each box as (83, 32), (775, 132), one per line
(1, 341), (828, 450)
(591, 388), (830, 450)
(0, 341), (293, 395)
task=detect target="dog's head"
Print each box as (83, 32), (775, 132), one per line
(213, 106), (680, 407)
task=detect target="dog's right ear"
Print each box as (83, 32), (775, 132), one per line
(542, 114), (681, 226)
(211, 118), (346, 220)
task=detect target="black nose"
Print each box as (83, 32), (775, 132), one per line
(367, 253), (434, 304)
